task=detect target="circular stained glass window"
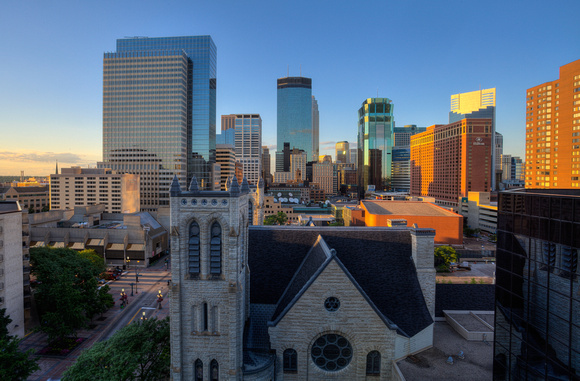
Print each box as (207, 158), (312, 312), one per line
(211, 199), (218, 206)
(311, 334), (352, 372)
(201, 199), (208, 206)
(181, 199), (187, 205)
(221, 199), (228, 206)
(191, 199), (198, 206)
(324, 297), (340, 311)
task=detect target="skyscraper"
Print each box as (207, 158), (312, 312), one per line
(312, 96), (319, 161)
(450, 88), (497, 189)
(262, 146), (271, 185)
(494, 188), (580, 380)
(392, 125), (427, 192)
(335, 141), (349, 163)
(277, 77), (313, 161)
(357, 98), (395, 194)
(410, 117), (493, 208)
(231, 114), (262, 185)
(102, 36), (217, 210)
(525, 59), (580, 189)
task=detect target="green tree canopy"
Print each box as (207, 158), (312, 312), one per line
(434, 245), (460, 269)
(0, 308), (40, 381)
(264, 211), (288, 225)
(30, 247), (114, 342)
(62, 317), (170, 381)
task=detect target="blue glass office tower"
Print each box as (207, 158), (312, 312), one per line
(277, 77), (313, 163)
(107, 36), (217, 196)
(357, 98), (395, 194)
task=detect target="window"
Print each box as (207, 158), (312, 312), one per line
(366, 351), (381, 375)
(203, 303), (208, 331)
(283, 349), (297, 372)
(194, 359), (203, 381)
(210, 360), (218, 380)
(210, 222), (222, 275)
(560, 246), (577, 279)
(311, 334), (352, 372)
(189, 222), (200, 275)
(324, 297), (340, 312)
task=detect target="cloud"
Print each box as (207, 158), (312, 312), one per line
(0, 151), (84, 163)
(320, 141), (336, 146)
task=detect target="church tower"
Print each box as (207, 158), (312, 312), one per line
(169, 175), (250, 381)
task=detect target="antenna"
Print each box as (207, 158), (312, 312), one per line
(300, 64), (302, 76)
(287, 65), (289, 77)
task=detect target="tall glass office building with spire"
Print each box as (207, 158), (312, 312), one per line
(102, 36), (217, 210)
(277, 77), (313, 161)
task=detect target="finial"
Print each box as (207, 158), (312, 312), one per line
(240, 177), (250, 193)
(230, 175), (240, 196)
(188, 176), (199, 192)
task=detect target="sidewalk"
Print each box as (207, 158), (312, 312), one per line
(21, 263), (171, 381)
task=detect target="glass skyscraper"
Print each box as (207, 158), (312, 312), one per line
(102, 36), (217, 210)
(495, 188), (580, 380)
(277, 77), (313, 161)
(357, 98), (395, 194)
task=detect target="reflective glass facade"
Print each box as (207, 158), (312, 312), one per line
(495, 189), (580, 380)
(102, 50), (190, 210)
(233, 114), (262, 185)
(357, 98), (395, 193)
(277, 77), (313, 160)
(115, 36), (217, 189)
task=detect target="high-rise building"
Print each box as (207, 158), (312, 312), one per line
(494, 188), (580, 380)
(262, 146), (271, 185)
(410, 117), (493, 208)
(495, 132), (504, 187)
(392, 125), (427, 192)
(50, 167), (140, 213)
(312, 96), (319, 161)
(0, 201), (25, 337)
(277, 77), (313, 160)
(215, 145), (236, 191)
(216, 128), (235, 146)
(275, 142), (291, 173)
(336, 141), (350, 163)
(290, 151), (307, 182)
(223, 114), (263, 185)
(357, 98), (395, 194)
(525, 59), (580, 189)
(313, 161), (335, 197)
(450, 88), (497, 189)
(221, 114), (236, 131)
(102, 36), (217, 211)
(349, 148), (358, 168)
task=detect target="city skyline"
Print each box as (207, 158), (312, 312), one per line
(1, 0), (579, 175)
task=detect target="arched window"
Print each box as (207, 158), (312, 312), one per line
(189, 222), (200, 275)
(194, 359), (203, 381)
(210, 359), (219, 381)
(283, 348), (297, 372)
(209, 222), (222, 275)
(366, 350), (381, 375)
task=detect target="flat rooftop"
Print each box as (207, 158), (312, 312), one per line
(397, 321), (492, 380)
(362, 200), (460, 217)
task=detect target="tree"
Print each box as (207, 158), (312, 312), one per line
(0, 309), (40, 380)
(264, 211), (288, 225)
(62, 317), (170, 381)
(28, 206), (35, 214)
(30, 247), (113, 343)
(434, 246), (460, 271)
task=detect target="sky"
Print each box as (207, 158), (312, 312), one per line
(1, 0), (579, 176)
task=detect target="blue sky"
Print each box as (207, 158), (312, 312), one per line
(1, 0), (578, 175)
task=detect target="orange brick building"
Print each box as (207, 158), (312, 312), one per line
(359, 200), (463, 244)
(525, 59), (580, 188)
(410, 118), (493, 208)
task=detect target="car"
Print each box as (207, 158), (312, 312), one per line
(101, 270), (119, 281)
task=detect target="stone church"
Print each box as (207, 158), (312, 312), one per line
(169, 176), (436, 380)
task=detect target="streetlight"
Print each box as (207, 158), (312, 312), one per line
(141, 311), (147, 322)
(157, 290), (163, 309)
(120, 289), (127, 308)
(127, 256), (138, 294)
(129, 282), (134, 296)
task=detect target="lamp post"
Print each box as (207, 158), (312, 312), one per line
(129, 282), (134, 296)
(141, 311), (147, 322)
(157, 290), (163, 309)
(120, 288), (127, 308)
(127, 256), (138, 294)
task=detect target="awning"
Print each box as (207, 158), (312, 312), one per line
(49, 242), (65, 248)
(107, 243), (125, 251)
(30, 241), (45, 247)
(86, 238), (105, 247)
(126, 243), (145, 251)
(68, 242), (85, 250)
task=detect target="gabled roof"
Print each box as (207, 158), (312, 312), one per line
(248, 226), (433, 337)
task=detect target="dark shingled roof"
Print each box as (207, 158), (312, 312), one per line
(248, 226), (433, 337)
